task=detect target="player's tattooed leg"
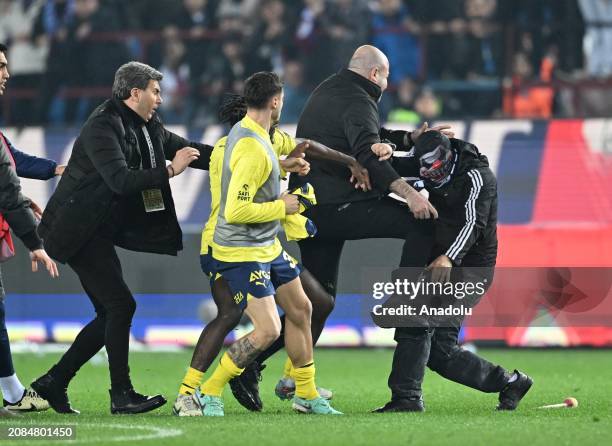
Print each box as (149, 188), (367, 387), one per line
(227, 337), (263, 368)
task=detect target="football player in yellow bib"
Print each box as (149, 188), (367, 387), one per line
(173, 87), (370, 416)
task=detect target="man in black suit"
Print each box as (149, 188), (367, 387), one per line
(31, 61), (212, 415)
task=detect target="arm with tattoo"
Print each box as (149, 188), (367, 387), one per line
(389, 178), (438, 220)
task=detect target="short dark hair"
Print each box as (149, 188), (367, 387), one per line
(243, 72), (283, 109)
(112, 61), (163, 100)
(0, 43), (7, 54)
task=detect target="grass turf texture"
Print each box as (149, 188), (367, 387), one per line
(1, 348), (611, 446)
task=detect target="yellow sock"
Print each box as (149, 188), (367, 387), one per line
(283, 357), (294, 379)
(293, 362), (319, 400)
(179, 367), (204, 395)
(200, 352), (244, 397)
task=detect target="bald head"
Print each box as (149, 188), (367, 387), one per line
(348, 45), (390, 93)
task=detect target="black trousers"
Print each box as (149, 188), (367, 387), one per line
(388, 267), (510, 400)
(299, 197), (434, 297)
(48, 234), (136, 390)
(389, 326), (510, 399)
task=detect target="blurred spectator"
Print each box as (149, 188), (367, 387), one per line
(386, 77), (420, 124)
(321, 0), (370, 73)
(190, 32), (246, 126)
(371, 0), (422, 82)
(165, 0), (214, 80)
(513, 0), (583, 76)
(414, 0), (465, 79)
(216, 1), (245, 34)
(413, 87), (442, 120)
(295, 0), (332, 85)
(63, 0), (130, 123)
(247, 0), (289, 74)
(132, 0), (181, 31)
(0, 0), (48, 125)
(503, 51), (554, 118)
(578, 0), (612, 77)
(32, 0), (75, 124)
(386, 80), (442, 124)
(158, 37), (190, 124)
(463, 0), (503, 79)
(32, 0), (129, 124)
(281, 60), (309, 123)
(435, 0), (504, 117)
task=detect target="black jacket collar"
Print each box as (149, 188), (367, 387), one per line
(112, 97), (147, 127)
(450, 138), (490, 176)
(338, 68), (382, 102)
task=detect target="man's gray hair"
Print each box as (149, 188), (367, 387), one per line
(112, 61), (163, 100)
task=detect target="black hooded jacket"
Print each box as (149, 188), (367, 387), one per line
(394, 138), (498, 267)
(290, 69), (414, 204)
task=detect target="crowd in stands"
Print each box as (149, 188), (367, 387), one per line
(0, 0), (610, 127)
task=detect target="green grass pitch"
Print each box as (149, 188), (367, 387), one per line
(1, 348), (611, 445)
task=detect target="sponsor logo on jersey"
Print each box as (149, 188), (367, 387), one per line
(233, 291), (244, 304)
(238, 184), (250, 201)
(249, 270), (270, 282)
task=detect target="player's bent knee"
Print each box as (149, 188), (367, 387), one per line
(427, 344), (462, 372)
(256, 326), (281, 347)
(426, 352), (448, 372)
(299, 296), (313, 318)
(217, 305), (243, 326)
(216, 313), (242, 331)
(317, 293), (335, 318)
(106, 297), (136, 319)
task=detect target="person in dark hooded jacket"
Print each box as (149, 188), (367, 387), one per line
(372, 131), (533, 413)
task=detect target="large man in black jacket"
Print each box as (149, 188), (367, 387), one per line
(31, 61), (211, 415)
(373, 131), (533, 412)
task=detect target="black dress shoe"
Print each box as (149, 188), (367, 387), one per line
(373, 397), (425, 413)
(497, 369), (533, 411)
(31, 374), (79, 414)
(110, 388), (166, 414)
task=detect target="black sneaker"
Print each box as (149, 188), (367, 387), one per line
(31, 374), (79, 414)
(109, 388), (167, 415)
(373, 397), (425, 413)
(229, 363), (266, 412)
(497, 370), (533, 411)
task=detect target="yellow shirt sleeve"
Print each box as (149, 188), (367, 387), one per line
(224, 137), (285, 224)
(273, 129), (298, 178)
(273, 129), (298, 157)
